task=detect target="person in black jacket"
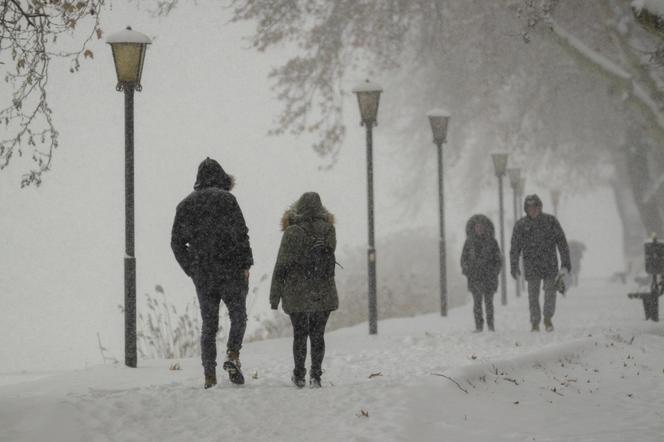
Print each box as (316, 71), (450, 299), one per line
(510, 194), (571, 332)
(171, 158), (253, 388)
(461, 214), (502, 332)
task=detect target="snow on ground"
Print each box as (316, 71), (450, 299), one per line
(1, 279), (663, 441)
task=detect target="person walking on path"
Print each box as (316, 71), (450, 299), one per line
(461, 214), (503, 332)
(270, 192), (338, 389)
(510, 194), (571, 332)
(171, 157), (253, 388)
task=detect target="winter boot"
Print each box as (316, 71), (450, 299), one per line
(487, 323), (495, 332)
(531, 323), (540, 332)
(292, 375), (306, 389)
(310, 377), (322, 388)
(204, 367), (217, 389)
(544, 318), (554, 332)
(223, 350), (245, 385)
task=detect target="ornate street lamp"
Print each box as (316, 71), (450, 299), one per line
(107, 26), (151, 368)
(352, 80), (382, 335)
(507, 168), (522, 298)
(492, 153), (509, 306)
(427, 108), (451, 316)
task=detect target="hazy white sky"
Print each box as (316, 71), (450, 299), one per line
(0, 2), (623, 371)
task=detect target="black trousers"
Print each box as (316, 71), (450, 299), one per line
(289, 311), (331, 379)
(194, 276), (248, 370)
(471, 291), (494, 330)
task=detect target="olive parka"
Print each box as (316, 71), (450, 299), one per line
(460, 214), (503, 294)
(269, 193), (339, 314)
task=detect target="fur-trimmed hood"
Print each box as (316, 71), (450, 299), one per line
(194, 157), (235, 191)
(281, 192), (335, 231)
(465, 214), (496, 239)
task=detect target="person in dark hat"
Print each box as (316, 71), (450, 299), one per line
(171, 157), (253, 388)
(270, 192), (338, 388)
(461, 214), (503, 332)
(510, 194), (571, 332)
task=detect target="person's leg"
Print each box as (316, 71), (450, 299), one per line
(542, 277), (557, 329)
(527, 278), (542, 329)
(220, 277), (249, 357)
(471, 290), (484, 331)
(196, 285), (222, 373)
(289, 313), (308, 380)
(484, 292), (495, 331)
(308, 311), (331, 381)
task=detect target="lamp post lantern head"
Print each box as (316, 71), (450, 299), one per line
(551, 189), (561, 206)
(352, 80), (383, 126)
(491, 152), (509, 177)
(427, 108), (451, 145)
(518, 176), (526, 195)
(507, 167), (521, 189)
(107, 26), (151, 91)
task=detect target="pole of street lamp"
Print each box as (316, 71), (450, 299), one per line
(511, 183), (521, 298)
(498, 174), (508, 306)
(366, 125), (378, 335)
(436, 141), (447, 316)
(124, 86), (137, 368)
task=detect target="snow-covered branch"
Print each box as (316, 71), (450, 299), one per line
(550, 21), (664, 134)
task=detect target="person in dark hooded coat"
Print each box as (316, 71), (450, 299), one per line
(171, 157), (253, 388)
(460, 214), (503, 332)
(510, 194), (571, 332)
(270, 192), (338, 388)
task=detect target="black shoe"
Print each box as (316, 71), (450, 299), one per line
(310, 377), (322, 388)
(204, 368), (217, 389)
(223, 352), (245, 385)
(487, 324), (495, 332)
(531, 323), (540, 332)
(292, 375), (306, 389)
(544, 318), (554, 332)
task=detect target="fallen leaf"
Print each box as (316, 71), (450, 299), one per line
(368, 372), (382, 379)
(83, 49), (94, 60)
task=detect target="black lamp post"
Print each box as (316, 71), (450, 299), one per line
(507, 167), (522, 298)
(107, 26), (151, 368)
(427, 109), (451, 316)
(492, 153), (509, 306)
(352, 80), (382, 335)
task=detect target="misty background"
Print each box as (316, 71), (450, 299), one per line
(1, 1), (625, 371)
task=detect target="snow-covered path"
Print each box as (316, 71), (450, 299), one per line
(1, 280), (663, 441)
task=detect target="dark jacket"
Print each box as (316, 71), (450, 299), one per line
(460, 214), (503, 294)
(171, 158), (253, 284)
(270, 193), (339, 314)
(510, 197), (570, 280)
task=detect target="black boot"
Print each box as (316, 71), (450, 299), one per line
(204, 367), (217, 389)
(292, 375), (306, 389)
(223, 350), (245, 385)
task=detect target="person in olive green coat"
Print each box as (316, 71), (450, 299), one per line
(270, 192), (338, 388)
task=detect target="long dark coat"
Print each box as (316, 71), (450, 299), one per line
(510, 197), (571, 280)
(171, 158), (253, 285)
(270, 193), (339, 314)
(460, 214), (503, 294)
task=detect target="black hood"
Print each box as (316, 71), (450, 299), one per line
(523, 194), (543, 213)
(194, 157), (234, 191)
(465, 214), (495, 239)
